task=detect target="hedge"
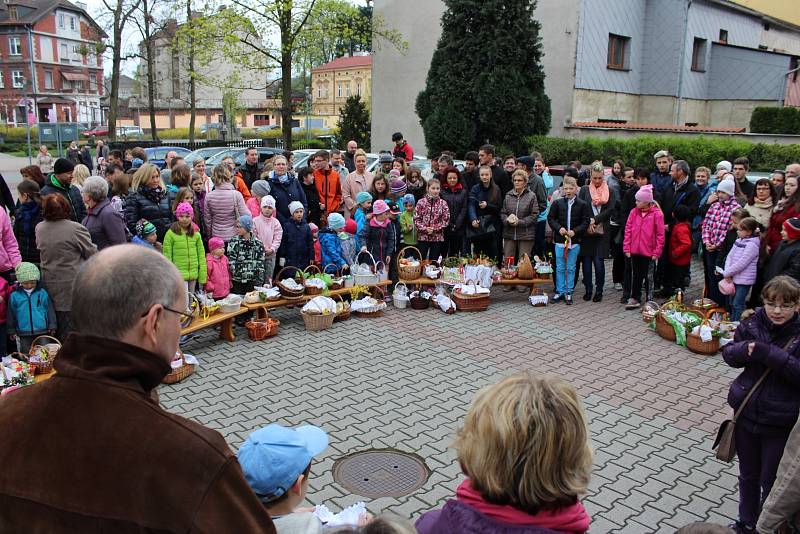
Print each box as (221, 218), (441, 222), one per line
(750, 107), (800, 135)
(526, 135), (800, 172)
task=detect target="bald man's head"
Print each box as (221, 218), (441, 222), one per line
(72, 245), (183, 339)
(786, 163), (800, 179)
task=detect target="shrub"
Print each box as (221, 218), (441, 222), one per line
(0, 126), (39, 142)
(750, 107), (800, 134)
(525, 135), (800, 172)
(158, 128), (202, 139)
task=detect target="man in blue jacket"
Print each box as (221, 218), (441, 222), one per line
(650, 150), (673, 200)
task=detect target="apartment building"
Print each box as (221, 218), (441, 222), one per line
(311, 54), (372, 129)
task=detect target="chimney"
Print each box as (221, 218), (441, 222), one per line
(75, 1), (88, 11)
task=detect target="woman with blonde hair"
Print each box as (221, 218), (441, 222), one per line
(416, 372), (593, 534)
(204, 163), (248, 241)
(72, 164), (90, 192)
(124, 163), (175, 240)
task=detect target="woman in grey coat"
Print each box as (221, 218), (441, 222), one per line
(81, 176), (128, 250)
(37, 194), (97, 340)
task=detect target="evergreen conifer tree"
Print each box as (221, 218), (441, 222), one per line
(337, 95), (371, 149)
(416, 0), (551, 155)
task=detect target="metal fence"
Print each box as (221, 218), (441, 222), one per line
(108, 137), (326, 153)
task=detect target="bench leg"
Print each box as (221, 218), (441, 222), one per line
(219, 318), (235, 341)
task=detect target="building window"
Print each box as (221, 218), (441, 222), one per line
(691, 37), (707, 72)
(607, 34), (630, 70)
(356, 82), (361, 96)
(0, 72), (4, 89)
(89, 75), (97, 92)
(9, 37), (21, 55)
(719, 29), (728, 43)
(60, 43), (69, 62)
(345, 82), (350, 97)
(337, 82), (342, 97)
(317, 87), (321, 98)
(12, 71), (24, 88)
(44, 71), (53, 89)
(58, 14), (64, 28)
(69, 16), (76, 30)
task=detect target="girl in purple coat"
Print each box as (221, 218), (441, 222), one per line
(723, 276), (800, 533)
(416, 372), (592, 534)
(722, 217), (761, 321)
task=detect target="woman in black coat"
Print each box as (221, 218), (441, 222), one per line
(467, 166), (502, 261)
(440, 166), (468, 258)
(577, 164), (617, 302)
(124, 163), (175, 241)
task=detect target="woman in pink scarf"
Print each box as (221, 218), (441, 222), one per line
(577, 162), (617, 303)
(416, 372), (593, 534)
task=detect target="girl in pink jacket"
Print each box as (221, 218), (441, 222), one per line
(205, 237), (231, 299)
(413, 179), (450, 260)
(722, 217), (761, 320)
(623, 185), (665, 309)
(252, 195), (283, 285)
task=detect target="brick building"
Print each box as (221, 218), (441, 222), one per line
(0, 0), (106, 127)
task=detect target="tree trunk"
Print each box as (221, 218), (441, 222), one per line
(144, 0), (158, 141)
(187, 0), (196, 143)
(107, 5), (122, 141)
(279, 8), (293, 150)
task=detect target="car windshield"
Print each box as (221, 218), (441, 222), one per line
(184, 147), (228, 165)
(206, 148), (244, 167)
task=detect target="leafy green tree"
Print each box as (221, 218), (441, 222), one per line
(416, 0), (551, 155)
(336, 95), (371, 148)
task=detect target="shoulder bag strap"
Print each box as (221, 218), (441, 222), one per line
(732, 336), (797, 422)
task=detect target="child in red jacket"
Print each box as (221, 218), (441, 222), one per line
(669, 205), (693, 294)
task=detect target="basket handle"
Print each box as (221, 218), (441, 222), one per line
(29, 335), (61, 354)
(355, 250), (378, 271)
(304, 264), (322, 278)
(398, 246), (422, 263)
(322, 263), (341, 277)
(275, 265), (303, 282)
(705, 306), (727, 320)
(371, 285), (386, 300)
(175, 349), (187, 366)
(394, 281), (408, 293)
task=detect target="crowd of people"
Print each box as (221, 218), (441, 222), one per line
(1, 136), (800, 533)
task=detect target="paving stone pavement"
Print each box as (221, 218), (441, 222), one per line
(159, 259), (742, 533)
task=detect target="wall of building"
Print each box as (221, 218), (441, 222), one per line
(707, 43), (790, 101)
(563, 125), (799, 145)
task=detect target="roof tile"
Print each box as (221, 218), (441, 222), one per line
(312, 55), (372, 72)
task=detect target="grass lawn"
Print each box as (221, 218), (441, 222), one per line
(0, 150), (30, 157)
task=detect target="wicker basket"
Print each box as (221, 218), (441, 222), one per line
(276, 266), (306, 299)
(500, 267), (518, 280)
(303, 264), (325, 296)
(323, 264), (344, 289)
(517, 254), (535, 280)
(301, 310), (336, 331)
(353, 286), (387, 317)
(333, 294), (351, 322)
(398, 246), (423, 280)
(655, 313), (677, 342)
(163, 351), (196, 384)
(686, 331), (720, 355)
(453, 280), (491, 312)
(27, 335), (61, 374)
(245, 317), (281, 341)
(410, 293), (431, 310)
(353, 251), (380, 285)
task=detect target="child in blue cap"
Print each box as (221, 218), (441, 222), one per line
(238, 423), (329, 533)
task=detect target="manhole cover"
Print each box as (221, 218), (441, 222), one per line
(332, 449), (430, 498)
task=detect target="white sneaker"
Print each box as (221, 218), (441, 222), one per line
(614, 283), (623, 291)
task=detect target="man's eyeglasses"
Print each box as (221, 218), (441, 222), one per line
(141, 305), (194, 324)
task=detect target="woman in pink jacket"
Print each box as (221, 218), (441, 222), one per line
(252, 195), (283, 284)
(722, 217), (761, 320)
(204, 165), (249, 242)
(342, 150), (373, 219)
(0, 207), (21, 283)
(623, 185), (665, 310)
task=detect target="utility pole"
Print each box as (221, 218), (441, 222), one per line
(24, 78), (32, 164)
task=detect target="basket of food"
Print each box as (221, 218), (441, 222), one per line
(410, 290), (432, 310)
(500, 266), (518, 280)
(27, 335), (61, 374)
(453, 280), (491, 312)
(529, 289), (548, 307)
(392, 282), (409, 309)
(655, 312), (677, 341)
(517, 254), (535, 280)
(163, 350), (197, 384)
(686, 327), (720, 355)
(1, 357), (35, 395)
(218, 294), (243, 314)
(323, 264), (346, 290)
(331, 294), (350, 322)
(245, 316), (281, 341)
(642, 301), (660, 323)
(303, 265), (326, 295)
(276, 266), (306, 299)
(398, 246), (423, 280)
(301, 296), (337, 331)
(351, 286), (388, 317)
(353, 251), (380, 286)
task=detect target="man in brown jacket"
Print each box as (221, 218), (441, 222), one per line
(0, 245), (276, 533)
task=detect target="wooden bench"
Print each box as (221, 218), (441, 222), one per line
(244, 281), (392, 319)
(181, 308), (248, 342)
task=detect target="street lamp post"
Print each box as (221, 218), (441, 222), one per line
(24, 78), (32, 164)
(305, 86), (311, 142)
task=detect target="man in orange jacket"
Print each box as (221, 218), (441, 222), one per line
(312, 150), (342, 218)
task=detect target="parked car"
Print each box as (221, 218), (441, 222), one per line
(144, 146), (191, 170)
(82, 125), (109, 137)
(200, 123), (221, 135)
(254, 125), (280, 132)
(182, 147), (231, 166)
(204, 147), (284, 170)
(116, 126), (144, 138)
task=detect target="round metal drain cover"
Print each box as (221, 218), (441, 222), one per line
(332, 449), (430, 498)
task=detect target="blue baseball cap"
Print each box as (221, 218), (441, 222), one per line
(237, 423), (328, 501)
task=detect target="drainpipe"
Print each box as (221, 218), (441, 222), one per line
(674, 0), (692, 126)
(27, 25), (41, 146)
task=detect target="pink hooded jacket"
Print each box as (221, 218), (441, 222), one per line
(723, 236), (760, 285)
(205, 253), (231, 299)
(252, 214), (283, 254)
(0, 209), (21, 273)
(624, 205), (665, 258)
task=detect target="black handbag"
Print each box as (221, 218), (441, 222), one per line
(466, 215), (496, 240)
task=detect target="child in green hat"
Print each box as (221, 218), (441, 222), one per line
(8, 262), (57, 354)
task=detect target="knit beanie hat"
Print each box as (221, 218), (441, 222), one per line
(635, 184), (654, 203)
(402, 194), (416, 206)
(53, 158), (74, 175)
(239, 214), (253, 232)
(251, 180), (271, 198)
(261, 195), (276, 209)
(373, 199), (390, 215)
(389, 169), (401, 179)
(208, 237), (225, 252)
(175, 201), (194, 218)
(390, 179), (407, 195)
(327, 212), (345, 230)
(135, 218), (156, 238)
(288, 201), (304, 215)
(716, 160), (732, 173)
(132, 158), (144, 169)
(784, 218), (800, 241)
(309, 223), (318, 234)
(717, 179), (736, 196)
(344, 218), (357, 235)
(355, 191), (372, 205)
(15, 262), (40, 283)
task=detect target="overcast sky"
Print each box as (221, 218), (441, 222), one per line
(81, 0), (368, 76)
